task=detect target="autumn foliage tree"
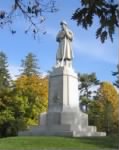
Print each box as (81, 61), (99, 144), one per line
(89, 82), (119, 135)
(15, 75), (48, 126)
(16, 53), (48, 127)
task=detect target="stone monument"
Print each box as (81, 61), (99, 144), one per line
(19, 21), (106, 137)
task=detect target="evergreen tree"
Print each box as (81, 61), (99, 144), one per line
(21, 53), (40, 76)
(0, 51), (11, 88)
(78, 72), (99, 112)
(112, 64), (119, 88)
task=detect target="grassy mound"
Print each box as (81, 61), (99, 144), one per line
(0, 136), (118, 150)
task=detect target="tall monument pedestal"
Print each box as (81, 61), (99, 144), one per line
(19, 67), (106, 137)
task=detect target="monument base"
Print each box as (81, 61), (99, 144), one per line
(19, 67), (106, 137)
(19, 109), (106, 137)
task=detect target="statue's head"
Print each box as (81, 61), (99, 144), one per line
(60, 21), (67, 26)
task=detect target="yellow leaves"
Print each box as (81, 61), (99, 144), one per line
(15, 74), (48, 126)
(99, 82), (119, 109)
(97, 81), (119, 132)
(16, 75), (48, 98)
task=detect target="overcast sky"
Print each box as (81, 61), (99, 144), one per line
(0, 0), (118, 82)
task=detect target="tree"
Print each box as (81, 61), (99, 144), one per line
(20, 52), (40, 76)
(0, 51), (48, 136)
(112, 64), (119, 88)
(72, 0), (119, 43)
(17, 52), (48, 127)
(92, 82), (119, 135)
(78, 72), (99, 112)
(0, 87), (28, 137)
(15, 75), (48, 127)
(0, 51), (11, 88)
(0, 0), (58, 38)
(88, 100), (102, 127)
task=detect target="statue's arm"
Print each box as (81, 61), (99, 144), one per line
(56, 32), (60, 42)
(64, 28), (73, 41)
(56, 36), (60, 42)
(56, 31), (65, 42)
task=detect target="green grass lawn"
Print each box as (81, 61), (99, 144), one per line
(0, 136), (118, 150)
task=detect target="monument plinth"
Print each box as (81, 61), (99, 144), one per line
(48, 66), (79, 112)
(19, 21), (106, 137)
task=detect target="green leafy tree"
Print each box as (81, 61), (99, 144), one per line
(72, 0), (119, 43)
(88, 100), (102, 127)
(21, 53), (40, 76)
(78, 72), (99, 112)
(0, 51), (11, 88)
(0, 87), (27, 137)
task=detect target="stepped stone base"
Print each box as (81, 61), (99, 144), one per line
(19, 110), (106, 137)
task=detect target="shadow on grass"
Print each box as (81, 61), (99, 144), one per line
(74, 136), (119, 149)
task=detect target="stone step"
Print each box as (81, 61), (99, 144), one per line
(73, 131), (106, 137)
(79, 126), (97, 132)
(19, 126), (73, 137)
